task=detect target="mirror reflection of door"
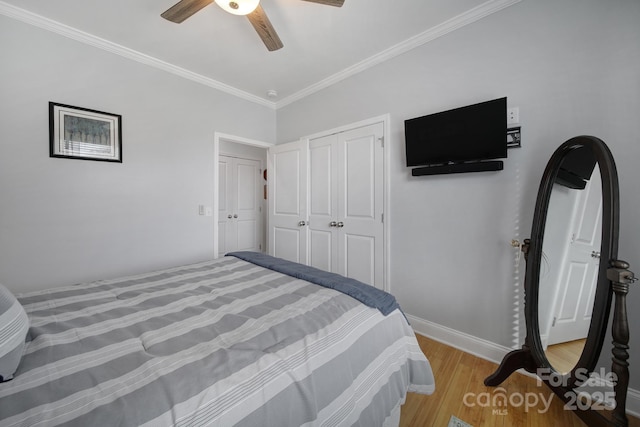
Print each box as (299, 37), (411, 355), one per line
(538, 153), (601, 374)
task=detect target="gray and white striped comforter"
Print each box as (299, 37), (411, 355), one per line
(0, 256), (435, 426)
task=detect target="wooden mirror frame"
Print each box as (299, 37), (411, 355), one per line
(485, 136), (635, 427)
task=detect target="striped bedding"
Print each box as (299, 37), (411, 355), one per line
(0, 256), (435, 426)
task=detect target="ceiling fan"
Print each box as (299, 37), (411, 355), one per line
(161, 0), (345, 52)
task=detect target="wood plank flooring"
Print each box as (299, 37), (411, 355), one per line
(546, 339), (587, 374)
(400, 334), (640, 427)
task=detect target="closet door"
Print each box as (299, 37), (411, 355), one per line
(218, 156), (261, 254)
(308, 134), (338, 273)
(218, 156), (233, 255)
(308, 122), (384, 288)
(267, 140), (308, 264)
(338, 123), (384, 288)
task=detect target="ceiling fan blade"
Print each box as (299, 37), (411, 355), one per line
(161, 0), (214, 23)
(300, 0), (344, 7)
(246, 4), (284, 51)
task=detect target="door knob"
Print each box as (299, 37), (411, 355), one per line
(227, 214), (232, 219)
(233, 214), (238, 218)
(591, 251), (601, 259)
(329, 221), (338, 227)
(337, 221), (344, 228)
(298, 220), (307, 227)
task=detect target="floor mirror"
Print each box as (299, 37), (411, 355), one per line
(485, 136), (636, 426)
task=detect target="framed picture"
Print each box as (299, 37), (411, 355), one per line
(49, 102), (122, 162)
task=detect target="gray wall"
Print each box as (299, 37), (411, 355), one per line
(276, 0), (640, 390)
(0, 15), (275, 292)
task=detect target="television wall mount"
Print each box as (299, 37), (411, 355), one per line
(507, 126), (521, 148)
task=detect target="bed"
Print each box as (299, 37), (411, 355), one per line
(0, 252), (434, 427)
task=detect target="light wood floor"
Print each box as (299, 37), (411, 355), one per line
(545, 339), (587, 374)
(400, 334), (640, 427)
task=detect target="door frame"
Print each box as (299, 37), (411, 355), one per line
(300, 114), (391, 292)
(213, 132), (273, 259)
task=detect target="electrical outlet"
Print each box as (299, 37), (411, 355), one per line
(507, 107), (520, 125)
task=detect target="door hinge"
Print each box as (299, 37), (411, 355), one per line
(552, 316), (557, 327)
(381, 213), (384, 223)
(378, 137), (384, 147)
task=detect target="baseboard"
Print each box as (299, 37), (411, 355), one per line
(406, 313), (514, 365)
(406, 313), (640, 417)
(627, 388), (640, 418)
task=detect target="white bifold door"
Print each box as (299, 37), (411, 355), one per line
(218, 155), (262, 255)
(268, 122), (385, 289)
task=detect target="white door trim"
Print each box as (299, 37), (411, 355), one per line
(300, 114), (391, 292)
(213, 132), (274, 259)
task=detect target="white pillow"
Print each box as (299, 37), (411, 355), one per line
(0, 283), (29, 382)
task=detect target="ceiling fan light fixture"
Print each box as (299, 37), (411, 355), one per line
(215, 0), (260, 15)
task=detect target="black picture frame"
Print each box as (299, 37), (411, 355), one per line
(49, 102), (122, 163)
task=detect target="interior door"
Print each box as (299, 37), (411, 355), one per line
(337, 123), (384, 288)
(308, 122), (384, 288)
(308, 134), (338, 272)
(218, 155), (262, 254)
(267, 140), (308, 264)
(218, 156), (233, 255)
(547, 167), (603, 345)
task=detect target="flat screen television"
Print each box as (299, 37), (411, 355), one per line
(404, 97), (507, 167)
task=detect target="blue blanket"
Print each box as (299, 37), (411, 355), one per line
(226, 251), (402, 316)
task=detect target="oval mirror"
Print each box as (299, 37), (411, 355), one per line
(527, 136), (618, 387)
(486, 135), (634, 425)
(538, 155), (601, 374)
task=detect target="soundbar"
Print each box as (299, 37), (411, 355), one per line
(411, 160), (503, 176)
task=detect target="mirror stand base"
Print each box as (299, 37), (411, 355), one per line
(484, 345), (537, 386)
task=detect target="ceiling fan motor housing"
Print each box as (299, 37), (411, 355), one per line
(216, 0), (259, 15)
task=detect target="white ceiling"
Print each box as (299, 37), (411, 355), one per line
(0, 0), (519, 108)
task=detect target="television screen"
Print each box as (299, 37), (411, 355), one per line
(404, 97), (507, 167)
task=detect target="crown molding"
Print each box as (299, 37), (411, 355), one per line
(0, 0), (520, 110)
(0, 1), (276, 109)
(275, 0), (522, 109)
